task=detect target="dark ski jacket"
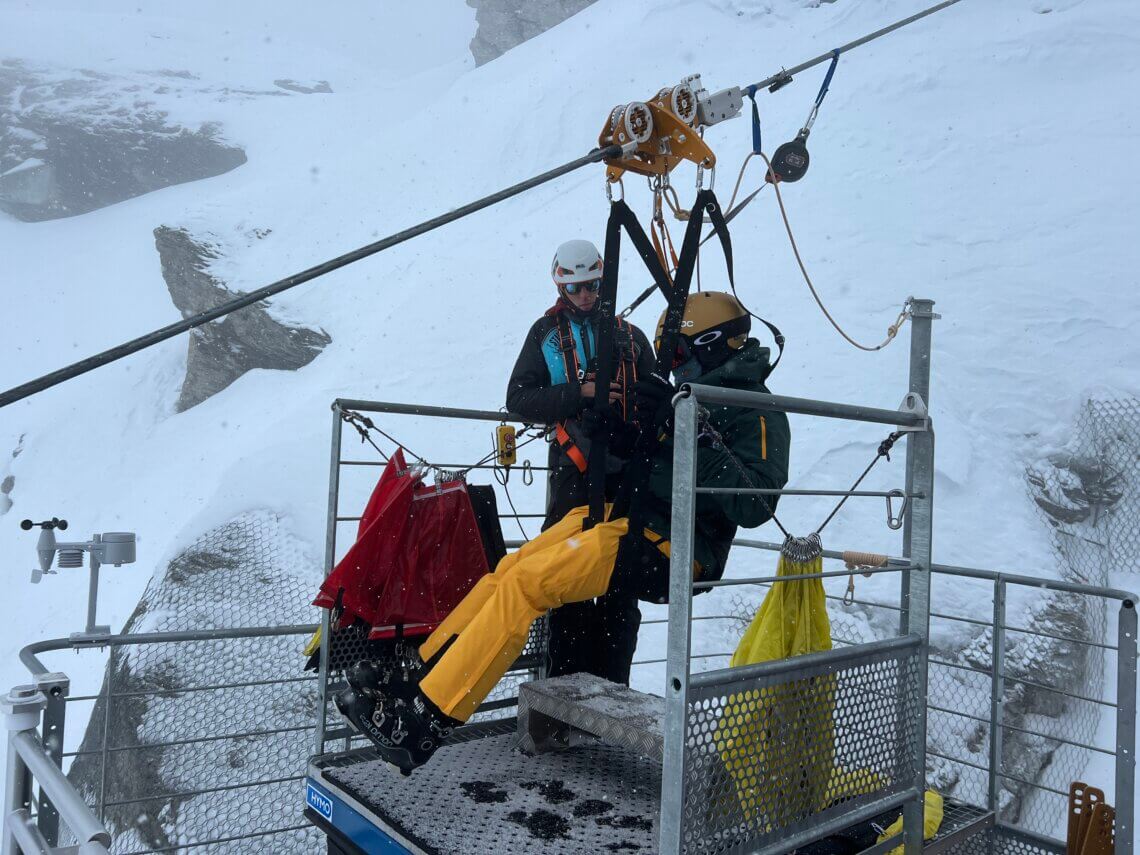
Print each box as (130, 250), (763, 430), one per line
(643, 339), (790, 582)
(505, 307), (655, 471)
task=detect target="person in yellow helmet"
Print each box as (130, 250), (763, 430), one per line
(336, 291), (791, 774)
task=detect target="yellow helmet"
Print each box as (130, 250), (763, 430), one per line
(656, 291), (750, 380)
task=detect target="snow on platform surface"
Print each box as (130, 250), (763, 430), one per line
(320, 732), (660, 854)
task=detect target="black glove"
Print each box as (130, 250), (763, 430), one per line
(608, 419), (641, 459)
(632, 375), (678, 432)
(578, 405), (613, 440)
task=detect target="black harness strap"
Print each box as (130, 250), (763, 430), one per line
(586, 191), (737, 535)
(584, 207), (625, 529)
(607, 190), (719, 532)
(584, 201), (677, 528)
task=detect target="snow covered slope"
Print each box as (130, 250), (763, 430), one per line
(1, 0), (1138, 837)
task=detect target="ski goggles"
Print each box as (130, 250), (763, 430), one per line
(670, 337), (693, 369)
(564, 279), (602, 295)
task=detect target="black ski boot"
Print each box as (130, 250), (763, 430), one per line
(346, 644), (424, 703)
(335, 685), (458, 775)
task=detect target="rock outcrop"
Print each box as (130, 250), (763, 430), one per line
(0, 61), (248, 222)
(154, 227), (331, 411)
(466, 0), (599, 66)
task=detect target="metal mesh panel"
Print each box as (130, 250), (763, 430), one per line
(926, 655), (990, 810)
(680, 640), (923, 854)
(65, 511), (323, 854)
(1027, 395), (1140, 576)
(1015, 396), (1135, 836)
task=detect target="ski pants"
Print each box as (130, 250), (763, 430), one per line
(418, 505), (628, 722)
(543, 465), (642, 685)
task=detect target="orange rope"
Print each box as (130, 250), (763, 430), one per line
(761, 152), (910, 352)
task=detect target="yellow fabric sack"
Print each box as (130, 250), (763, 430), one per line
(877, 790), (945, 853)
(715, 537), (834, 822)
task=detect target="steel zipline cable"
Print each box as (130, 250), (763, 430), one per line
(0, 145), (623, 409)
(0, 0), (966, 411)
(738, 0), (964, 94)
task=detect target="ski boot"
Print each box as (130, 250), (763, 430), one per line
(334, 686), (457, 775)
(346, 643), (424, 703)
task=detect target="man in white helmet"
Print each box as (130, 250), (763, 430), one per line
(504, 238), (655, 685)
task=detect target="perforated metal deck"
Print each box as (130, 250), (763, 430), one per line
(314, 725), (660, 854)
(311, 734), (1002, 854)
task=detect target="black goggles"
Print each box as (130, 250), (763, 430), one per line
(564, 279), (602, 295)
(671, 337), (694, 369)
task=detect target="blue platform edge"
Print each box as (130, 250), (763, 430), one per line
(305, 776), (414, 854)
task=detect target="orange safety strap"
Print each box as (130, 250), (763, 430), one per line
(604, 317), (638, 421)
(555, 423), (588, 473)
(650, 190), (679, 284)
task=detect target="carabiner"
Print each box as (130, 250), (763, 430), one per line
(886, 489), (908, 530)
(696, 162), (717, 192)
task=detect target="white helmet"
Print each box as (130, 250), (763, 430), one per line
(551, 239), (603, 286)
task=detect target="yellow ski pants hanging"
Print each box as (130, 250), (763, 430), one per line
(716, 539), (834, 822)
(418, 505), (628, 722)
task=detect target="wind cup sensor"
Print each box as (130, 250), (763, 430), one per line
(21, 517), (137, 641)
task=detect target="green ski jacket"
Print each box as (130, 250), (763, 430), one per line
(643, 339), (791, 582)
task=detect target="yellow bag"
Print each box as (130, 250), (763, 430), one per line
(303, 625), (322, 658)
(715, 535), (834, 822)
(877, 790), (945, 853)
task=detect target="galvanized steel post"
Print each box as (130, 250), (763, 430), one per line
(988, 580), (1007, 814)
(659, 392), (700, 855)
(3, 686), (44, 855)
(900, 298), (936, 855)
(316, 403), (345, 754)
(1116, 599), (1137, 855)
(34, 672), (69, 846)
(900, 298), (935, 631)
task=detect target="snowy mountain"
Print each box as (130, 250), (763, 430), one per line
(2, 0), (1138, 848)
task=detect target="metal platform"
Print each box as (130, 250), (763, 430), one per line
(517, 673), (665, 760)
(309, 721), (661, 854)
(307, 712), (999, 855)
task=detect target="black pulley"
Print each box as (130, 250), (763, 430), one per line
(768, 131), (810, 183)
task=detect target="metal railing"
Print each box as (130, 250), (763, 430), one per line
(660, 381), (932, 854)
(314, 398), (556, 755)
(8, 625), (320, 854)
(656, 298), (1137, 855)
(658, 298), (939, 854)
(716, 539), (1138, 851)
(7, 560), (1132, 854)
